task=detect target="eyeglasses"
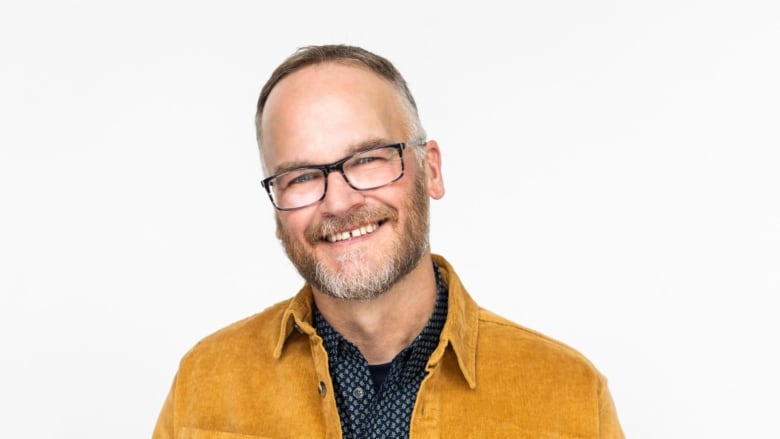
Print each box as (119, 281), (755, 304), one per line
(261, 140), (426, 211)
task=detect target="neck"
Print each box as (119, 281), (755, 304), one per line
(312, 253), (437, 365)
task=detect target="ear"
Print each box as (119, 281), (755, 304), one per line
(423, 140), (445, 200)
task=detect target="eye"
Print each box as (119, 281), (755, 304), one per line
(292, 172), (319, 184)
(350, 148), (395, 167)
(355, 155), (383, 166)
(280, 170), (322, 189)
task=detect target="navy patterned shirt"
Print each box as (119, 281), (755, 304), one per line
(313, 263), (449, 439)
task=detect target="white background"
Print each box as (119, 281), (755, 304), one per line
(1, 1), (778, 437)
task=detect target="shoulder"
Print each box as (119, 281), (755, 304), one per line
(475, 308), (603, 381)
(433, 254), (604, 382)
(179, 298), (292, 367)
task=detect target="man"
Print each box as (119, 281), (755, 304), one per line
(153, 45), (624, 438)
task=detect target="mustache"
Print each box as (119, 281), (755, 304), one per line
(304, 206), (399, 244)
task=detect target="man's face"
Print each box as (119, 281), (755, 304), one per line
(260, 63), (443, 300)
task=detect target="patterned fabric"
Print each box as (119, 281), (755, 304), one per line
(313, 263), (448, 439)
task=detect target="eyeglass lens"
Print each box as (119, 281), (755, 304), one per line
(269, 145), (404, 210)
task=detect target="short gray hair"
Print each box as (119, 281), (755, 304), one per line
(255, 45), (427, 169)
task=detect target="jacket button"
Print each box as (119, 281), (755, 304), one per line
(318, 381), (327, 397)
(352, 387), (365, 399)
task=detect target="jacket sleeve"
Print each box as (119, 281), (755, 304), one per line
(152, 375), (176, 439)
(598, 377), (625, 439)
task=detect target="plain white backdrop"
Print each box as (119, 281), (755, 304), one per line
(1, 1), (778, 437)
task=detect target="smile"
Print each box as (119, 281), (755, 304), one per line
(324, 222), (380, 243)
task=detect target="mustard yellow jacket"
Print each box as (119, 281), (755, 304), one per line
(154, 255), (624, 438)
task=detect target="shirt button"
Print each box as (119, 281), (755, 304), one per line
(318, 381), (327, 397)
(352, 387), (365, 399)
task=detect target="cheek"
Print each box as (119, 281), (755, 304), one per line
(275, 214), (295, 239)
(274, 213), (284, 239)
(277, 212), (313, 240)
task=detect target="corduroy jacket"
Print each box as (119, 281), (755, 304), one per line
(153, 254), (624, 438)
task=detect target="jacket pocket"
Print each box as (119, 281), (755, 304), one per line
(178, 427), (279, 439)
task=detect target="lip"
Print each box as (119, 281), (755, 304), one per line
(322, 220), (385, 243)
(305, 206), (398, 246)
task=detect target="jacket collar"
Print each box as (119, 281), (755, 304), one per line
(273, 254), (479, 389)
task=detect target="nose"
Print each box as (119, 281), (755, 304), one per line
(320, 170), (364, 214)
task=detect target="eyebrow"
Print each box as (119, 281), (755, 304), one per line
(271, 137), (392, 175)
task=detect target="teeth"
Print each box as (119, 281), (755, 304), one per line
(326, 223), (379, 243)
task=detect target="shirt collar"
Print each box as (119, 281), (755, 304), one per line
(311, 263), (449, 377)
(274, 254), (480, 389)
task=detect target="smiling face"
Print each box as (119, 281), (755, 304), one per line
(260, 62), (443, 300)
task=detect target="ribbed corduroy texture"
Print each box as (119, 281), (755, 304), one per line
(153, 255), (624, 438)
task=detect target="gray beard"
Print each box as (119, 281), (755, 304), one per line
(312, 232), (427, 301)
(277, 173), (430, 301)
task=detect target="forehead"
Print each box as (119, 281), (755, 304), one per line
(259, 63), (408, 174)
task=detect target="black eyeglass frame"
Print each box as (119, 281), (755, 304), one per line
(261, 139), (427, 211)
